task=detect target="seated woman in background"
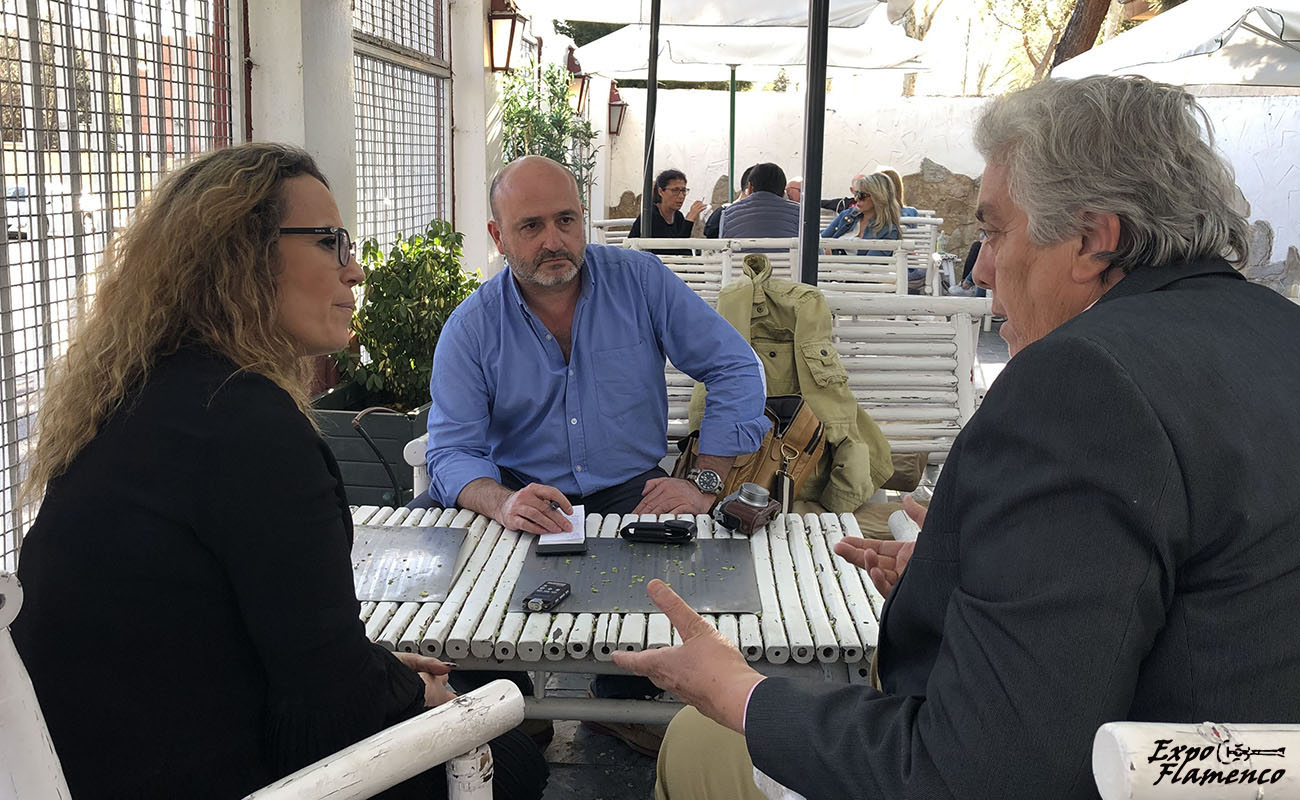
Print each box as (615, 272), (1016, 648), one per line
(628, 168), (706, 255)
(11, 143), (547, 800)
(820, 172), (902, 257)
(879, 167), (919, 217)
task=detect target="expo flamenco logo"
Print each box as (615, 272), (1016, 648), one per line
(1147, 723), (1286, 787)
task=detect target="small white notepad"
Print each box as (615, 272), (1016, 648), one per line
(536, 504), (585, 554)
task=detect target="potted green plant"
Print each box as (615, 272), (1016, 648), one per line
(313, 219), (479, 505)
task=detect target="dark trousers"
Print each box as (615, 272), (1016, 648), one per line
(424, 466), (670, 703)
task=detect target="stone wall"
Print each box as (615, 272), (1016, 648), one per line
(902, 158), (981, 257)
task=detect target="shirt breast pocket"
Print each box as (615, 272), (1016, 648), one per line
(594, 338), (652, 420)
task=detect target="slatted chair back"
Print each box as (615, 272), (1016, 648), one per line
(813, 237), (914, 296)
(591, 218), (634, 247)
(824, 294), (989, 463)
(898, 216), (944, 294)
(624, 238), (732, 305)
(662, 294), (989, 464)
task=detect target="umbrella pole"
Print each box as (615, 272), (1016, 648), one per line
(729, 65), (737, 201)
(641, 0), (662, 238)
(799, 0), (830, 286)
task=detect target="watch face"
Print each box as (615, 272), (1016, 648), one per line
(694, 469), (723, 494)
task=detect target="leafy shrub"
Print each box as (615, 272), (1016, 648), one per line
(333, 219), (479, 411)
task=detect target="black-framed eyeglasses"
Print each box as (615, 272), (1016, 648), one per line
(662, 186), (689, 196)
(278, 226), (355, 268)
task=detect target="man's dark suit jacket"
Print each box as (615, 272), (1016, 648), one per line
(746, 258), (1300, 799)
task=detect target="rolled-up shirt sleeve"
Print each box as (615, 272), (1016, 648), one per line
(642, 258), (769, 456)
(425, 313), (501, 505)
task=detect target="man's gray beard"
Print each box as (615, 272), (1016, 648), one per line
(510, 247), (584, 288)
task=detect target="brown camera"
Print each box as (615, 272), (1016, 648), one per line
(713, 482), (783, 536)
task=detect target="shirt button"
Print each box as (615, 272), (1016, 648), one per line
(575, 465), (584, 472)
(821, 349), (828, 356)
(570, 418), (578, 425)
(545, 334), (553, 340)
(769, 351), (777, 357)
(569, 369), (575, 376)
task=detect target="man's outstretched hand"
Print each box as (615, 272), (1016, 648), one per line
(612, 579), (763, 734)
(833, 495), (927, 596)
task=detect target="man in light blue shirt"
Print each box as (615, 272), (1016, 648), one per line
(421, 155), (768, 537)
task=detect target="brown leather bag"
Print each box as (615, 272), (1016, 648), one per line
(673, 395), (826, 511)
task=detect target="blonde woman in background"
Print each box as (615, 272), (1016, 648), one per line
(820, 171), (903, 257)
(12, 142), (547, 800)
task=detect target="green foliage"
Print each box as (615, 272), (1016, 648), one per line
(500, 59), (599, 207)
(333, 220), (480, 411)
(553, 19), (625, 47)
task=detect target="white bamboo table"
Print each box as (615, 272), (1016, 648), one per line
(353, 506), (887, 724)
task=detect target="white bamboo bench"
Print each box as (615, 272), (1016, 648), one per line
(898, 215), (945, 294)
(665, 295), (991, 463)
(624, 236), (916, 298)
(0, 572), (525, 800)
(591, 217), (633, 247)
(347, 506), (885, 725)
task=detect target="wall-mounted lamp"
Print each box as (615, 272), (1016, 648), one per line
(489, 0), (526, 72)
(608, 82), (628, 135)
(565, 45), (591, 115)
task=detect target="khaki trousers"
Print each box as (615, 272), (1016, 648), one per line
(654, 706), (769, 800)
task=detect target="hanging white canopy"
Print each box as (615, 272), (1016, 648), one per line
(515, 0), (913, 28)
(574, 13), (924, 81)
(1052, 0), (1300, 87)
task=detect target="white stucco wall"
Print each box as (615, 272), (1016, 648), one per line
(1198, 94), (1300, 265)
(607, 89), (986, 206)
(603, 88), (1300, 263)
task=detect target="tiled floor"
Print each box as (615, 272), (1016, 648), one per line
(539, 672), (658, 800)
(537, 326), (1010, 797)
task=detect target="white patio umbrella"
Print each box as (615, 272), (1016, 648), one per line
(575, 15), (924, 81)
(523, 0), (917, 283)
(516, 0), (913, 26)
(1052, 0), (1300, 87)
(576, 15), (923, 203)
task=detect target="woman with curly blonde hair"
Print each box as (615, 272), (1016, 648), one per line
(13, 142), (546, 800)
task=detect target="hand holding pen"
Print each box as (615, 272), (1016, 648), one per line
(496, 482), (573, 535)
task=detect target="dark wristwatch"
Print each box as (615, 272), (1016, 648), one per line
(686, 468), (723, 496)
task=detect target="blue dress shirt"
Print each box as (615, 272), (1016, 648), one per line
(424, 244), (769, 505)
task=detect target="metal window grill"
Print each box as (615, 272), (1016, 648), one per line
(352, 0), (444, 63)
(0, 0), (231, 570)
(353, 51), (448, 244)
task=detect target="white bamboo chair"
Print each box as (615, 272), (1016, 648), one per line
(590, 218), (634, 247)
(0, 572), (524, 800)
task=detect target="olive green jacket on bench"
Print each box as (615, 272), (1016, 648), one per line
(688, 255), (894, 510)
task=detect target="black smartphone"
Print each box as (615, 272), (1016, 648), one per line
(619, 519), (697, 544)
(523, 580), (571, 612)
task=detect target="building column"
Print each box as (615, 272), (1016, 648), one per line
(450, 0), (500, 277)
(245, 0), (357, 229)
